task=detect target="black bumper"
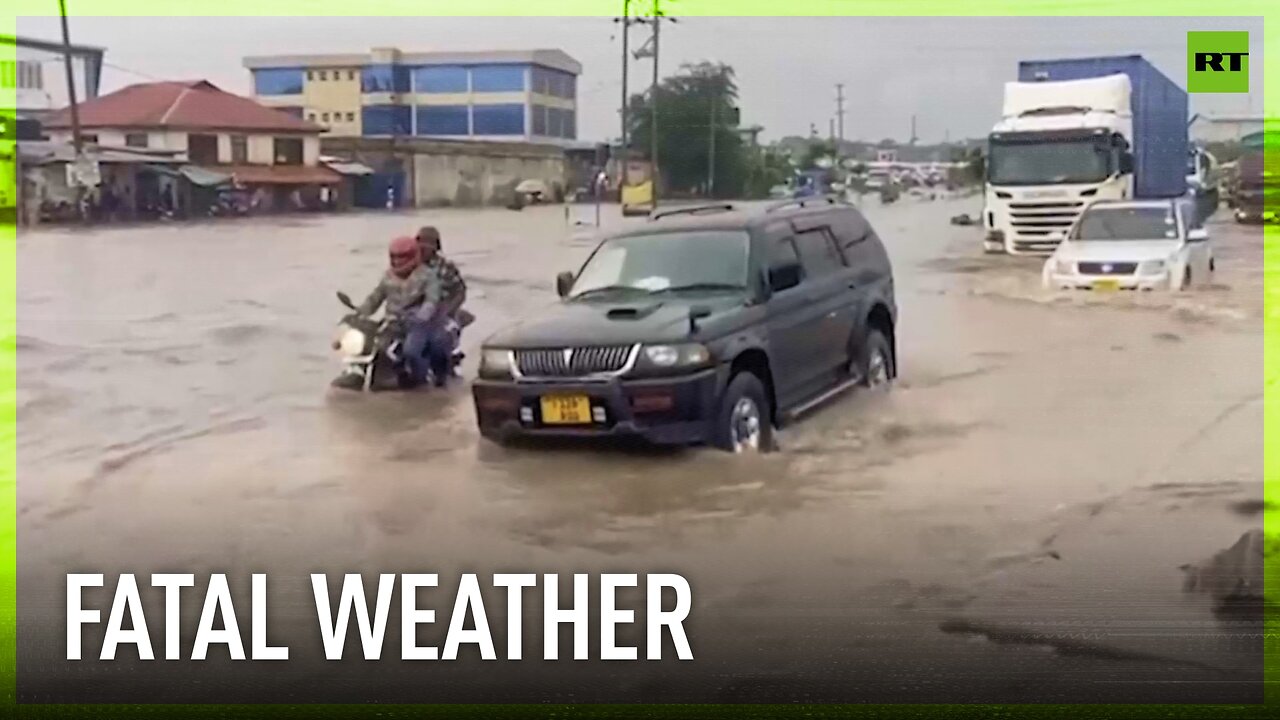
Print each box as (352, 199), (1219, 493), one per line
(472, 368), (722, 446)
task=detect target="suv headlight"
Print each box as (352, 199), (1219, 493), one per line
(1138, 260), (1166, 276)
(479, 348), (513, 378)
(634, 343), (712, 373)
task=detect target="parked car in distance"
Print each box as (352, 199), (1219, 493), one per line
(1041, 197), (1213, 292)
(472, 196), (899, 452)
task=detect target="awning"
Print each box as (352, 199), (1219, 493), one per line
(144, 163), (183, 177)
(217, 164), (343, 185)
(181, 165), (232, 187)
(323, 160), (375, 176)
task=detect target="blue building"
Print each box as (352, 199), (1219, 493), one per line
(244, 47), (580, 145)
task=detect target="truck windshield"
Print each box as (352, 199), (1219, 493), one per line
(569, 230), (750, 299)
(987, 139), (1111, 186)
(1072, 206), (1178, 241)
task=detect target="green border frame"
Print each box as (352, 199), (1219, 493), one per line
(1, 1), (1275, 717)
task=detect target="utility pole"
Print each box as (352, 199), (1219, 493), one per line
(617, 0), (631, 188)
(910, 114), (918, 146)
(641, 1), (674, 209)
(59, 0), (86, 220)
(835, 83), (846, 150)
(707, 97), (716, 197)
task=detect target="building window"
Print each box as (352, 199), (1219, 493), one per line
(322, 112), (330, 122)
(82, 134), (98, 144)
(361, 105), (412, 136)
(273, 137), (304, 165)
(230, 135), (248, 164)
(125, 133), (148, 148)
(320, 70), (328, 81)
(412, 65), (468, 94)
(346, 112), (355, 122)
(188, 134), (219, 164)
(255, 68), (305, 95)
(470, 65), (526, 93)
(416, 105), (469, 136)
(308, 113), (317, 121)
(362, 64), (410, 93)
(563, 109), (576, 139)
(545, 107), (563, 138)
(531, 105), (547, 136)
(348, 70), (356, 81)
(307, 70), (314, 80)
(472, 103), (524, 136)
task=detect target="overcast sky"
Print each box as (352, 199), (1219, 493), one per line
(17, 15), (1265, 143)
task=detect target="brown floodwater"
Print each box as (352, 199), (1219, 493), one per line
(15, 196), (1267, 703)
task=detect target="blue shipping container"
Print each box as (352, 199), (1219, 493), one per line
(1017, 55), (1188, 199)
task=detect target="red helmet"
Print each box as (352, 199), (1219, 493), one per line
(388, 235), (420, 278)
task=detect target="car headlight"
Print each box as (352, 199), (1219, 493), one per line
(1138, 260), (1166, 276)
(635, 343), (712, 372)
(479, 348), (513, 378)
(1054, 259), (1074, 274)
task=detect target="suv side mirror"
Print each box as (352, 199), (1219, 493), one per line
(1119, 152), (1134, 175)
(556, 271), (575, 298)
(768, 263), (803, 293)
(1187, 227), (1208, 243)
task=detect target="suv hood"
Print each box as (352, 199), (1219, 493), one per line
(1054, 240), (1181, 263)
(484, 294), (746, 348)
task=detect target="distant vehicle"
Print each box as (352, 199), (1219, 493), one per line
(516, 179), (552, 204)
(985, 55), (1188, 255)
(472, 197), (898, 452)
(794, 169), (836, 198)
(1041, 197), (1213, 292)
(621, 180), (655, 217)
(1232, 131), (1279, 224)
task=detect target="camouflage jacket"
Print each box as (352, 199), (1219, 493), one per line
(425, 254), (466, 313)
(357, 264), (442, 320)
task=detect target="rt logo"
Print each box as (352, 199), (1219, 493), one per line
(1187, 31), (1249, 93)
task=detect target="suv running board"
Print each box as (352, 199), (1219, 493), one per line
(781, 376), (862, 423)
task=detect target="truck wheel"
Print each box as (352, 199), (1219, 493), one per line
(858, 329), (894, 389)
(712, 372), (774, 454)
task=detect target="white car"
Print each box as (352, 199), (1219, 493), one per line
(1041, 198), (1214, 292)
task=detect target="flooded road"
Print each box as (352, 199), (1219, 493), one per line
(16, 195), (1266, 703)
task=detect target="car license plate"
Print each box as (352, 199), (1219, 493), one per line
(1093, 279), (1120, 292)
(540, 395), (592, 424)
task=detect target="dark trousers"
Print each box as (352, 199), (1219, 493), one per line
(403, 319), (452, 385)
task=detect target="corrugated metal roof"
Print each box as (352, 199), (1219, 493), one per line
(43, 80), (323, 133)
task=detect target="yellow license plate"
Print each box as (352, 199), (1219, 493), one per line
(540, 395), (592, 424)
(1093, 279), (1120, 292)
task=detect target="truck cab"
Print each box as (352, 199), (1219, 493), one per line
(984, 74), (1135, 255)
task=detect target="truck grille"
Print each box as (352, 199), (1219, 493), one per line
(1008, 200), (1085, 254)
(514, 345), (635, 377)
(1077, 262), (1137, 276)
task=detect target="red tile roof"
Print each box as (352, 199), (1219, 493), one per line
(44, 80), (321, 133)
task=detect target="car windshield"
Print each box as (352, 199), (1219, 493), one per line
(987, 138), (1111, 185)
(1072, 206), (1179, 241)
(569, 230), (750, 299)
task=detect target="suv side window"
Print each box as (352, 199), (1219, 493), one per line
(793, 227), (846, 278)
(766, 233), (804, 293)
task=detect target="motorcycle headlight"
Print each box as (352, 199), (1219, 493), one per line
(637, 343), (712, 371)
(337, 327), (367, 356)
(1138, 260), (1166, 276)
(480, 348), (513, 378)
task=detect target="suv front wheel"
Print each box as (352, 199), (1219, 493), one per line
(711, 372), (774, 453)
(859, 329), (894, 389)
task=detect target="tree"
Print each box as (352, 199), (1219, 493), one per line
(628, 62), (747, 198)
(798, 140), (837, 171)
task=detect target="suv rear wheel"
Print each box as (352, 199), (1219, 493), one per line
(712, 372), (774, 453)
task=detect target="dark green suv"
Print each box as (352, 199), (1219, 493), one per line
(471, 197), (898, 452)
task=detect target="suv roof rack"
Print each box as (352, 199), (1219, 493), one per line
(764, 194), (847, 213)
(648, 203), (739, 221)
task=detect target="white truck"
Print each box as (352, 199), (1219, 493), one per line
(983, 55), (1188, 255)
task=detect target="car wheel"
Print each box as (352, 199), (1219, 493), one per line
(858, 329), (894, 389)
(712, 372), (774, 454)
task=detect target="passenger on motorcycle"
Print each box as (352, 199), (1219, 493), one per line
(416, 226), (472, 373)
(356, 236), (452, 388)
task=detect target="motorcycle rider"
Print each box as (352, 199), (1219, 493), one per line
(356, 236), (451, 388)
(415, 226), (471, 373)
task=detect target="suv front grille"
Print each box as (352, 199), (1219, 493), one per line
(515, 345), (635, 377)
(1077, 262), (1137, 276)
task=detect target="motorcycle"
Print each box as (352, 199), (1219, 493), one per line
(330, 291), (468, 392)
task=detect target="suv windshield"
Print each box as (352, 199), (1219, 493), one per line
(1072, 206), (1179, 241)
(569, 230), (750, 299)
